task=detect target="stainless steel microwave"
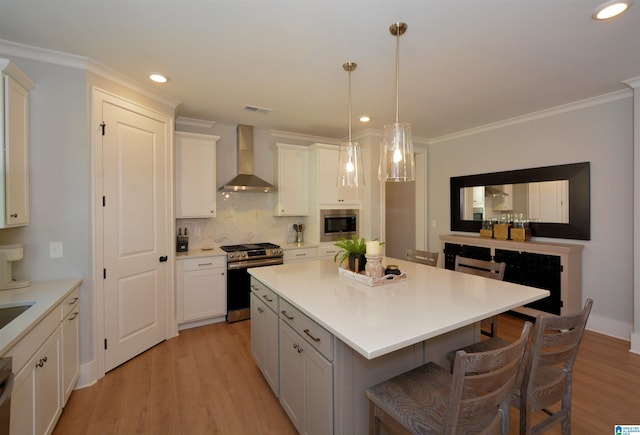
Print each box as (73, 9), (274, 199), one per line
(320, 209), (359, 242)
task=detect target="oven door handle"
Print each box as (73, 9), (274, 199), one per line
(227, 257), (284, 270)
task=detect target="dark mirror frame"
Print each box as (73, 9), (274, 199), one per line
(450, 162), (590, 240)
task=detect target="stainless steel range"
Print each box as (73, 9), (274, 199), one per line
(220, 242), (283, 322)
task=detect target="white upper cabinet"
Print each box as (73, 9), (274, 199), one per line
(274, 143), (309, 216)
(0, 59), (34, 228)
(310, 143), (360, 206)
(176, 132), (220, 218)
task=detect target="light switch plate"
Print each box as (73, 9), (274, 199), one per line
(49, 241), (63, 258)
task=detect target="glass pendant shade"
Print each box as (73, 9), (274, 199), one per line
(379, 22), (416, 182)
(379, 122), (415, 182)
(337, 61), (364, 187)
(337, 141), (364, 187)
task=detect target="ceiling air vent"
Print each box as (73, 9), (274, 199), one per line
(243, 105), (272, 114)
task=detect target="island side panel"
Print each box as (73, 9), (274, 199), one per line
(333, 339), (423, 435)
(333, 324), (477, 435)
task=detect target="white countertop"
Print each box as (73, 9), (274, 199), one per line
(249, 258), (549, 360)
(280, 242), (320, 250)
(0, 278), (82, 355)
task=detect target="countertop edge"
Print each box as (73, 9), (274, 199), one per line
(0, 278), (83, 356)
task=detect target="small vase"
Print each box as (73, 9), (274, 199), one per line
(365, 255), (384, 279)
(348, 253), (367, 273)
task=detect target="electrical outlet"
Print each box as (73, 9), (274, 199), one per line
(287, 224), (294, 232)
(49, 241), (63, 258)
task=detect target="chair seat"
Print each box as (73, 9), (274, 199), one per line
(366, 362), (451, 434)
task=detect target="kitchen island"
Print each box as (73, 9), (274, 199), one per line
(249, 258), (548, 434)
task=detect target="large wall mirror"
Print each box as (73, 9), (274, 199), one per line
(450, 162), (590, 240)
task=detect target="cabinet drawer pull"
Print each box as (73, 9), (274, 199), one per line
(69, 312), (79, 320)
(198, 262), (212, 266)
(304, 329), (321, 342)
(10, 213), (17, 218)
(262, 294), (273, 302)
(295, 253), (306, 257)
(69, 297), (79, 305)
(281, 310), (294, 320)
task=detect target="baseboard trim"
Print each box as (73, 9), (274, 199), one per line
(631, 332), (640, 354)
(76, 359), (100, 389)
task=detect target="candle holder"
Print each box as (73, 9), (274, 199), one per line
(365, 255), (384, 279)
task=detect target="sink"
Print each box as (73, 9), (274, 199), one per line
(0, 303), (34, 329)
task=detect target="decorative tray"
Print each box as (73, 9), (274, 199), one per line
(339, 267), (407, 287)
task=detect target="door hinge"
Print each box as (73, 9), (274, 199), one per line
(104, 339), (108, 350)
(100, 122), (106, 135)
(102, 196), (106, 207)
(103, 268), (106, 279)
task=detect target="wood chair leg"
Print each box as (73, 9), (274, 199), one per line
(369, 402), (379, 435)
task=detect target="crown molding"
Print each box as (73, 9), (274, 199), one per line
(176, 117), (216, 129)
(269, 129), (340, 144)
(429, 89), (632, 144)
(0, 38), (181, 109)
(623, 76), (640, 89)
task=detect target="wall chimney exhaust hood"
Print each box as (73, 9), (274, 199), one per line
(219, 124), (276, 193)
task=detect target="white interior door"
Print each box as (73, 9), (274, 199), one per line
(98, 92), (171, 372)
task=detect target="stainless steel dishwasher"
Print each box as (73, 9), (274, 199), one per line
(0, 357), (13, 435)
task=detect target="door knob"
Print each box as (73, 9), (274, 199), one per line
(159, 256), (168, 262)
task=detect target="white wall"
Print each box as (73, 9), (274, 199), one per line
(0, 57), (94, 361)
(427, 94), (635, 340)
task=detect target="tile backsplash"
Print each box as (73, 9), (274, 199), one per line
(176, 191), (307, 249)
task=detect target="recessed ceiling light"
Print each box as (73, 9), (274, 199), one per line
(359, 116), (371, 123)
(149, 73), (168, 83)
(592, 1), (632, 20)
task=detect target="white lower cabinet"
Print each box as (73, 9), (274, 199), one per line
(283, 247), (317, 264)
(7, 286), (81, 435)
(61, 294), (80, 405)
(11, 326), (62, 435)
(316, 245), (340, 260)
(250, 291), (279, 396)
(177, 256), (227, 325)
(279, 299), (333, 435)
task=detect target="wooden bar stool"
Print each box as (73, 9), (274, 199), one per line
(365, 322), (532, 435)
(454, 256), (506, 338)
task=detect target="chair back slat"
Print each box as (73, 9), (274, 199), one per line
(454, 256), (506, 281)
(406, 248), (439, 267)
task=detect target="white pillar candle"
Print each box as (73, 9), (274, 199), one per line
(366, 241), (380, 256)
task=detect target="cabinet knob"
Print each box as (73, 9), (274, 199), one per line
(10, 213), (17, 218)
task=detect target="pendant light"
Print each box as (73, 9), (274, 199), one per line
(379, 22), (415, 182)
(337, 62), (365, 188)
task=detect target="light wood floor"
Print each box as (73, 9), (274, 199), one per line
(54, 314), (640, 434)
